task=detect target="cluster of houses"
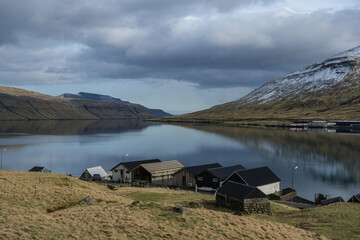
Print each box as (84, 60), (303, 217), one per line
(29, 160), (360, 213)
(78, 159), (282, 213)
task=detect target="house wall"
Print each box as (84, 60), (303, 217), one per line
(258, 182), (280, 195)
(216, 192), (270, 214)
(196, 171), (220, 189)
(112, 165), (132, 182)
(173, 169), (195, 187)
(151, 169), (181, 186)
(79, 170), (92, 181)
(132, 167), (152, 183)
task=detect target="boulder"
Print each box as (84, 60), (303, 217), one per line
(77, 196), (96, 205)
(173, 205), (187, 215)
(131, 201), (143, 207)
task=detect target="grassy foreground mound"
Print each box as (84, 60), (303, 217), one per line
(0, 171), (358, 239)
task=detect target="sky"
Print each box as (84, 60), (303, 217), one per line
(1, 0), (360, 114)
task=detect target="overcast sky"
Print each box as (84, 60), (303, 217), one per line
(1, 0), (360, 114)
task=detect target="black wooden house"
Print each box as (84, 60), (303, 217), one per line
(196, 164), (245, 190)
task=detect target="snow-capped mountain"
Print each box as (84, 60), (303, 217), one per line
(239, 46), (360, 105)
(180, 46), (360, 121)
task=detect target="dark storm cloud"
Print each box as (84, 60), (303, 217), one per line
(1, 0), (360, 88)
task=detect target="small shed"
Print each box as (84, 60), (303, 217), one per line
(29, 166), (51, 173)
(173, 163), (222, 187)
(223, 166), (281, 195)
(79, 166), (108, 181)
(320, 196), (345, 206)
(196, 164), (246, 190)
(216, 180), (270, 214)
(132, 160), (184, 186)
(347, 193), (360, 203)
(111, 159), (161, 183)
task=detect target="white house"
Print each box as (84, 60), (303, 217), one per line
(111, 159), (161, 183)
(223, 166), (281, 195)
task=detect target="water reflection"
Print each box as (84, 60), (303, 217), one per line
(0, 120), (153, 135)
(0, 120), (359, 200)
(184, 125), (360, 182)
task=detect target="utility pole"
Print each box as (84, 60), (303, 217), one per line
(291, 166), (299, 189)
(1, 149), (6, 170)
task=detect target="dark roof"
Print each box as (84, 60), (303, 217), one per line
(218, 181), (267, 199)
(111, 159), (161, 171)
(348, 193), (360, 202)
(29, 166), (46, 172)
(183, 163), (222, 177)
(207, 164), (246, 181)
(321, 196), (345, 206)
(229, 167), (281, 186)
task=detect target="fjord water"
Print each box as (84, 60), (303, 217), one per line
(0, 120), (359, 201)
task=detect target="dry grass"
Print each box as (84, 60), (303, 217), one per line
(0, 170), (330, 240)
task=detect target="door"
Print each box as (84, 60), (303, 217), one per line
(182, 176), (186, 187)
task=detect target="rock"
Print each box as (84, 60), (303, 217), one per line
(173, 205), (186, 215)
(131, 201), (143, 207)
(77, 196), (96, 205)
(188, 201), (203, 208)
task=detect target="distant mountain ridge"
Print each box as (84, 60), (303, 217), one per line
(59, 92), (129, 103)
(178, 46), (360, 121)
(59, 92), (171, 117)
(0, 87), (171, 120)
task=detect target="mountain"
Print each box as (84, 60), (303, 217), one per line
(0, 87), (171, 120)
(59, 92), (171, 117)
(179, 46), (360, 122)
(59, 92), (129, 103)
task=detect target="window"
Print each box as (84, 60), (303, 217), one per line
(126, 171), (130, 173)
(114, 170), (118, 172)
(212, 178), (218, 183)
(197, 176), (203, 181)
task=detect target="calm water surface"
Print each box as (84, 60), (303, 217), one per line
(0, 120), (359, 201)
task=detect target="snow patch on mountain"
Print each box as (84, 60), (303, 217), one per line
(239, 46), (360, 104)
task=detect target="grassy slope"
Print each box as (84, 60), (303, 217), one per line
(164, 74), (360, 124)
(0, 86), (158, 120)
(1, 171), (359, 239)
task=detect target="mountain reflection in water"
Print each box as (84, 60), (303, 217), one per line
(185, 125), (360, 186)
(0, 120), (359, 200)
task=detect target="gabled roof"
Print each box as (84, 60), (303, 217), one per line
(321, 196), (344, 206)
(348, 193), (360, 202)
(111, 159), (161, 171)
(218, 181), (267, 199)
(181, 163), (222, 177)
(207, 164), (246, 181)
(29, 166), (49, 172)
(135, 160), (184, 174)
(85, 166), (108, 177)
(227, 167), (281, 186)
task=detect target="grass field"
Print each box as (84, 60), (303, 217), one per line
(1, 170), (359, 239)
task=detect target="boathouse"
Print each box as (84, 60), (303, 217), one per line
(223, 166), (281, 195)
(172, 163), (222, 187)
(132, 160), (184, 186)
(196, 164), (245, 190)
(347, 194), (360, 203)
(29, 166), (51, 173)
(79, 166), (108, 181)
(111, 159), (161, 183)
(216, 180), (270, 214)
